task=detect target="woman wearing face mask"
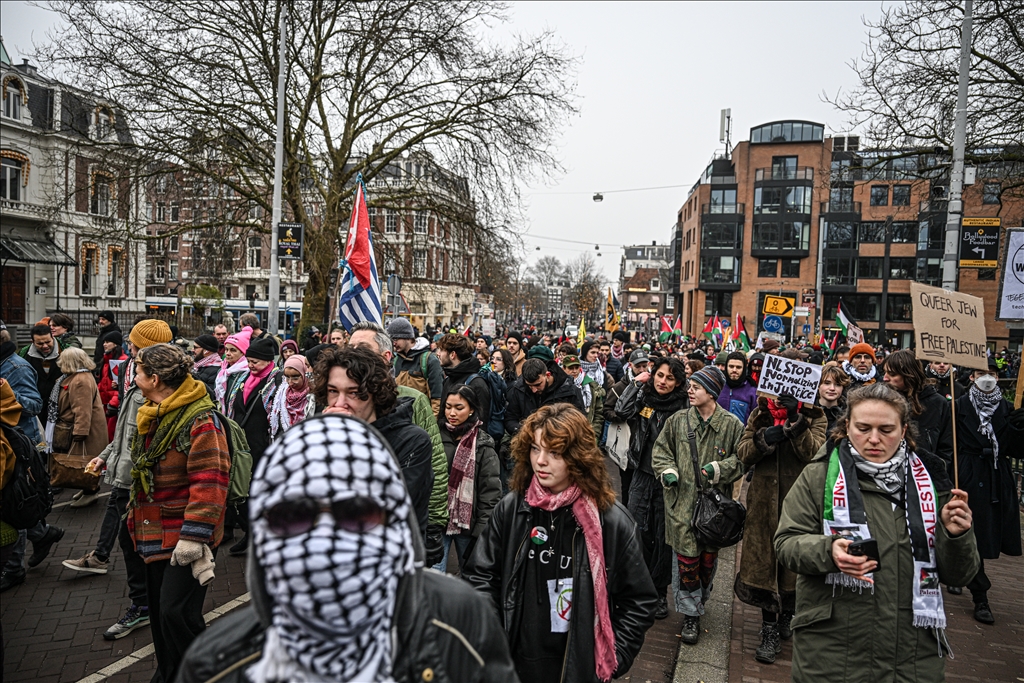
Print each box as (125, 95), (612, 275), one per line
(463, 403), (658, 683)
(883, 349), (953, 465)
(775, 383), (979, 683)
(215, 327), (252, 413)
(432, 385), (501, 572)
(952, 361), (1024, 624)
(269, 355), (316, 436)
(816, 364), (850, 432)
(176, 414), (518, 683)
(614, 356), (689, 620)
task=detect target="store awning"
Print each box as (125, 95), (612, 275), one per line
(1, 238), (77, 266)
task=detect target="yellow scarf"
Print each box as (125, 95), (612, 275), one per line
(136, 375), (210, 438)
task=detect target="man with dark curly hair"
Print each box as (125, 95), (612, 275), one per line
(313, 345), (433, 534)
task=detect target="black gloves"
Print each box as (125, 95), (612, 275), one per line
(424, 524), (445, 567)
(1008, 407), (1024, 430)
(777, 393), (800, 419)
(762, 426), (787, 445)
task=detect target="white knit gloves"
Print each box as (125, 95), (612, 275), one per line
(170, 539), (217, 586)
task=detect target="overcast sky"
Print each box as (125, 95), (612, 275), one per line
(1, 1), (883, 283)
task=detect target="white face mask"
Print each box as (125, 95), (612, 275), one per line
(974, 375), (998, 394)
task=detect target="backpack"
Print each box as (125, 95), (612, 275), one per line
(395, 351), (431, 399)
(209, 410), (253, 505)
(467, 369), (507, 437)
(1, 423), (54, 530)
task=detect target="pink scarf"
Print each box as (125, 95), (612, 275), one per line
(282, 355), (310, 423)
(445, 419), (479, 535)
(525, 476), (617, 682)
(243, 362), (275, 403)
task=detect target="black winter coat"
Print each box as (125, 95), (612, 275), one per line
(954, 394), (1023, 559)
(375, 396), (434, 534)
(193, 365), (219, 399)
(231, 373), (275, 467)
(503, 361), (585, 437)
(463, 494), (658, 682)
(911, 384), (953, 465)
(603, 375), (630, 425)
(439, 357), (491, 432)
(174, 570), (519, 683)
(614, 381), (688, 474)
(604, 355), (624, 383)
(439, 427), (502, 537)
(93, 322), (122, 368)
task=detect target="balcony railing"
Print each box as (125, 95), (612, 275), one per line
(755, 167), (814, 181)
(823, 275), (857, 286)
(701, 202), (745, 215)
(709, 175), (737, 185)
(820, 201), (862, 214)
(0, 198), (51, 217)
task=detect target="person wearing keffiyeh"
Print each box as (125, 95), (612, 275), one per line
(269, 355), (315, 437)
(216, 326), (252, 413)
(775, 382), (979, 683)
(952, 362), (1024, 625)
(173, 414), (519, 683)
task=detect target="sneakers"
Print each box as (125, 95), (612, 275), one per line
(103, 604), (150, 640)
(228, 535), (248, 557)
(69, 491), (100, 508)
(755, 622), (783, 664)
(777, 611), (793, 640)
(973, 602), (995, 624)
(62, 550), (109, 575)
(680, 615), (700, 645)
(654, 596), (669, 620)
(27, 525), (65, 568)
(0, 570), (26, 593)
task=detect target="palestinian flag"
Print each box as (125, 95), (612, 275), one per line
(672, 315), (683, 337)
(733, 315), (751, 352)
(659, 315), (673, 342)
(702, 314), (718, 344)
(836, 300), (855, 337)
(712, 315), (724, 348)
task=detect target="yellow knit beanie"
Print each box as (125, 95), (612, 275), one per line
(129, 319), (173, 349)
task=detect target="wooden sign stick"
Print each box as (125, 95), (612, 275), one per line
(949, 368), (959, 492)
(1015, 361), (1024, 410)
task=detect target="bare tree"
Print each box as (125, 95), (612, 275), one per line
(530, 255), (564, 286)
(829, 0), (1023, 189)
(565, 252), (604, 323)
(37, 0), (577, 331)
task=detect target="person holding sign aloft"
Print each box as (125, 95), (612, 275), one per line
(775, 383), (979, 683)
(953, 360), (1023, 624)
(734, 351), (828, 664)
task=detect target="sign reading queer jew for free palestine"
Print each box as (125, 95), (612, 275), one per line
(910, 282), (988, 372)
(755, 355), (822, 404)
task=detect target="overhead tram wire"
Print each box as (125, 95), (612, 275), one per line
(526, 182), (691, 202)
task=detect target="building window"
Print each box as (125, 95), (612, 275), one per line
(170, 203), (179, 222)
(451, 253), (462, 282)
(245, 284), (257, 301)
(628, 294), (638, 304)
(414, 211), (427, 234)
(977, 268), (996, 281)
(703, 291), (733, 316)
(870, 186), (889, 206)
(701, 223), (741, 248)
(823, 258), (855, 286)
(82, 244), (98, 294)
(892, 185), (911, 206)
(650, 279), (660, 290)
(94, 106), (115, 140)
(709, 188), (737, 213)
(758, 259), (778, 278)
(385, 210), (397, 233)
(699, 255), (740, 284)
(858, 257), (883, 279)
(168, 259), (178, 280)
(824, 294), (880, 322)
(781, 259), (801, 278)
(3, 83), (23, 120)
(247, 236), (262, 268)
(982, 183), (1001, 204)
(750, 122), (823, 144)
(0, 156), (23, 201)
(107, 248), (124, 296)
(413, 249), (427, 277)
(156, 202), (166, 222)
(155, 260), (165, 280)
(192, 243), (203, 270)
(754, 187), (781, 214)
(889, 258), (916, 279)
(169, 235), (178, 252)
(916, 257), (941, 286)
(829, 187), (855, 212)
(91, 172), (114, 215)
(824, 222), (858, 249)
(771, 156), (798, 179)
(887, 295), (913, 322)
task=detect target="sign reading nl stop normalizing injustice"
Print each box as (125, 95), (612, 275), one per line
(910, 282), (988, 372)
(755, 355), (822, 404)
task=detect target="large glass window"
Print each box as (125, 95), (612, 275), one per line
(859, 221), (886, 243)
(385, 210), (397, 233)
(824, 221), (857, 249)
(823, 258), (855, 286)
(91, 174), (112, 215)
(699, 255), (740, 284)
(858, 258), (883, 278)
(889, 258), (916, 279)
(983, 183), (1001, 204)
(890, 222), (917, 243)
(870, 186), (889, 206)
(887, 295), (913, 322)
(892, 185), (911, 206)
(771, 156), (798, 179)
(784, 186), (812, 213)
(750, 122), (823, 143)
(704, 291), (733, 316)
(916, 257), (941, 286)
(0, 157), (22, 201)
(752, 222), (780, 250)
(918, 217), (944, 250)
(781, 259), (801, 278)
(829, 187), (854, 212)
(754, 187), (781, 214)
(758, 259), (778, 278)
(709, 188), (737, 213)
(754, 186), (812, 214)
(824, 294), (881, 322)
(82, 245), (97, 295)
(247, 236), (262, 268)
(3, 82), (23, 119)
(701, 223), (741, 249)
(413, 249), (427, 277)
(414, 211), (428, 234)
(780, 221), (810, 249)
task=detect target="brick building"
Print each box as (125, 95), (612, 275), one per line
(676, 119), (1022, 349)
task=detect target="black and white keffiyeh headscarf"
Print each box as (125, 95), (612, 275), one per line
(247, 415), (415, 683)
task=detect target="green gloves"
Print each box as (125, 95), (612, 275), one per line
(663, 473), (678, 487)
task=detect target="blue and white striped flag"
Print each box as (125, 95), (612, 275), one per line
(338, 177), (382, 330)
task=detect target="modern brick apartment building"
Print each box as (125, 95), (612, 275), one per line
(676, 120), (1022, 349)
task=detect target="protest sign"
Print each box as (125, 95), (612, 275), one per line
(481, 318), (496, 336)
(996, 227), (1024, 320)
(755, 354), (822, 403)
(846, 324), (864, 344)
(910, 282), (988, 371)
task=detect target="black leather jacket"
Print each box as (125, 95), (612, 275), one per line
(174, 569), (519, 683)
(614, 381), (687, 474)
(463, 494), (658, 682)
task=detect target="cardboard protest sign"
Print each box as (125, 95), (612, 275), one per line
(755, 354), (822, 403)
(910, 282), (988, 371)
(846, 324), (864, 344)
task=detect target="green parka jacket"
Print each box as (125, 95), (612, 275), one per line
(651, 405), (745, 557)
(774, 442), (981, 683)
(398, 385), (449, 527)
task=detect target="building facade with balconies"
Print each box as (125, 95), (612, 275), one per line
(1, 39), (146, 336)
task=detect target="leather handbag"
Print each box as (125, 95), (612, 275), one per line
(49, 441), (101, 490)
(686, 413), (745, 548)
(51, 418), (75, 453)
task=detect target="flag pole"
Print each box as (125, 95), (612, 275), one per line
(267, 3), (288, 337)
(950, 367), (959, 491)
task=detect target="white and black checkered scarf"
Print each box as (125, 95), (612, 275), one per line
(247, 414), (415, 683)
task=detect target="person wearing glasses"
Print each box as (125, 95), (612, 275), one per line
(127, 343), (230, 683)
(175, 413), (517, 683)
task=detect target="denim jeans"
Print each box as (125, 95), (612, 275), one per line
(432, 532), (474, 573)
(96, 487), (148, 607)
(4, 521), (48, 574)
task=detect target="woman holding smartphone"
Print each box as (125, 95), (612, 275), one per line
(463, 403), (658, 683)
(775, 383), (979, 682)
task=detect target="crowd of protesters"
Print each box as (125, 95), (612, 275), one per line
(1, 312), (1021, 683)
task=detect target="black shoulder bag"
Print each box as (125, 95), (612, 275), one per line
(686, 412), (746, 548)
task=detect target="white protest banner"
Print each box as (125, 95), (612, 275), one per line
(910, 282), (988, 371)
(481, 318), (496, 336)
(996, 227), (1024, 320)
(755, 354), (822, 403)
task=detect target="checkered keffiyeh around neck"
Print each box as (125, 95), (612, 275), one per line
(249, 415), (415, 682)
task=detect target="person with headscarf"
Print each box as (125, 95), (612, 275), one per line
(717, 351), (757, 424)
(175, 414), (518, 683)
(579, 341), (611, 441)
(278, 339), (299, 364)
(952, 360), (1023, 624)
(269, 355), (315, 436)
(216, 326), (252, 413)
(464, 404), (658, 683)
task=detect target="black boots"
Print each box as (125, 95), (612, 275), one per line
(680, 615), (700, 644)
(755, 621), (783, 664)
(654, 596), (669, 620)
(777, 611), (793, 640)
(973, 602), (995, 624)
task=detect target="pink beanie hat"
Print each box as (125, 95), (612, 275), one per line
(225, 326), (253, 355)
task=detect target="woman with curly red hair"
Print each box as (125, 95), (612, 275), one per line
(463, 403), (658, 683)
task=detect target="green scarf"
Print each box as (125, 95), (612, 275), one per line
(129, 383), (215, 508)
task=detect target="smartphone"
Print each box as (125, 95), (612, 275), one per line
(847, 538), (881, 570)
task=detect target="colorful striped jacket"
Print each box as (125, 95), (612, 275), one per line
(128, 412), (230, 562)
